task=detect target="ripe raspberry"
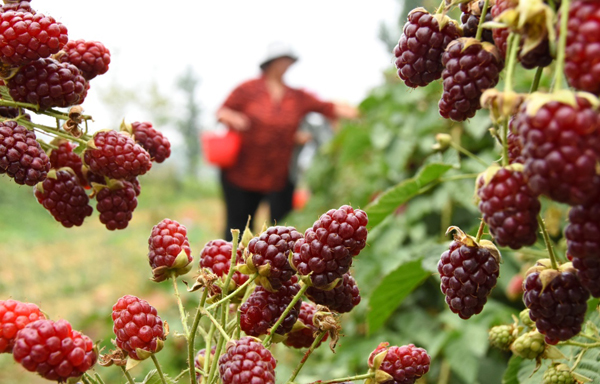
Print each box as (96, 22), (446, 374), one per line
(131, 121), (171, 163)
(393, 8), (461, 88)
(48, 140), (86, 186)
(0, 11), (67, 66)
(95, 180), (138, 230)
(283, 302), (327, 349)
(370, 343), (431, 384)
(239, 275), (301, 336)
(305, 273), (361, 313)
(512, 94), (600, 206)
(438, 227), (501, 319)
(199, 239), (249, 293)
(0, 299), (44, 353)
(0, 121), (50, 186)
(218, 337), (276, 384)
(246, 225), (303, 291)
(148, 218), (192, 282)
(291, 205), (368, 288)
(543, 364), (575, 384)
(477, 165), (540, 249)
(84, 130), (152, 180)
(460, 0), (494, 43)
(510, 330), (546, 359)
(12, 319), (97, 382)
(57, 39), (110, 80)
(507, 130), (524, 164)
(523, 261), (589, 344)
(439, 37), (503, 122)
(565, 1), (600, 94)
(1, 1), (35, 13)
(7, 58), (88, 110)
(34, 169), (93, 227)
(111, 295), (165, 360)
(195, 346), (216, 383)
(488, 324), (517, 351)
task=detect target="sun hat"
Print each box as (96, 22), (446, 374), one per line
(259, 42), (299, 70)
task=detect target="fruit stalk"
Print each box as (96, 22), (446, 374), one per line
(263, 283), (310, 346)
(171, 274), (190, 337)
(94, 372), (107, 384)
(188, 288), (209, 384)
(206, 308), (227, 384)
(119, 365), (136, 384)
(448, 141), (489, 167)
(286, 331), (328, 383)
(475, 220), (485, 242)
(151, 354), (168, 384)
(475, 0), (491, 41)
(502, 33), (521, 167)
(309, 372), (376, 384)
(200, 307), (231, 342)
(537, 215), (559, 269)
(206, 274), (257, 310)
(553, 0), (571, 91)
(529, 66), (544, 93)
(560, 340), (600, 348)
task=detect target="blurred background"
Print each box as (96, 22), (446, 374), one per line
(0, 0), (561, 383)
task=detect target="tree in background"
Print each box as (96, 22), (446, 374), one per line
(176, 67), (202, 178)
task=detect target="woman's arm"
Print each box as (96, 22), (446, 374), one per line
(333, 102), (359, 120)
(217, 107), (251, 131)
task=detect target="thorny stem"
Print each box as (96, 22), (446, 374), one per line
(203, 324), (216, 376)
(207, 307), (227, 384)
(560, 340), (600, 349)
(448, 141), (489, 168)
(475, 220), (486, 243)
(151, 354), (168, 384)
(200, 307), (231, 342)
(537, 215), (559, 270)
(286, 331), (328, 383)
(21, 118), (87, 146)
(221, 229), (240, 299)
(435, 0), (445, 14)
(171, 274), (190, 337)
(571, 348), (587, 371)
(175, 368), (191, 382)
(502, 119), (510, 167)
(530, 66), (544, 93)
(475, 0), (491, 41)
(310, 372), (375, 384)
(81, 375), (94, 384)
(206, 274), (257, 311)
(119, 365), (136, 384)
(188, 288), (209, 384)
(263, 283), (309, 347)
(94, 372), (106, 384)
(553, 0), (571, 91)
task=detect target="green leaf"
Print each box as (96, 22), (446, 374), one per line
(365, 163), (453, 228)
(367, 259), (430, 334)
(142, 369), (177, 384)
(444, 335), (480, 384)
(502, 356), (523, 384)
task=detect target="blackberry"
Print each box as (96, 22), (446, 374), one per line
(477, 165), (540, 249)
(438, 227), (501, 319)
(95, 180), (138, 230)
(512, 94), (600, 206)
(523, 260), (589, 344)
(0, 299), (44, 354)
(148, 218), (193, 282)
(438, 38), (504, 122)
(393, 8), (461, 88)
(239, 275), (301, 336)
(0, 121), (50, 186)
(460, 0), (494, 43)
(57, 39), (110, 81)
(218, 337), (276, 384)
(48, 140), (86, 186)
(200, 239), (249, 294)
(565, 1), (600, 94)
(284, 302), (327, 349)
(369, 343), (431, 384)
(34, 169), (93, 227)
(131, 121), (171, 163)
(305, 273), (361, 313)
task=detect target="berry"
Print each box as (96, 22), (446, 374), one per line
(218, 337), (276, 384)
(34, 169), (93, 227)
(565, 1), (600, 94)
(371, 343), (431, 384)
(7, 58), (88, 110)
(58, 39), (110, 81)
(95, 180), (138, 230)
(0, 105), (29, 120)
(0, 299), (44, 353)
(460, 0), (494, 43)
(519, 308), (535, 328)
(507, 130), (524, 164)
(291, 205), (368, 288)
(488, 324), (517, 351)
(0, 121), (50, 186)
(84, 130), (152, 180)
(393, 8), (461, 88)
(512, 95), (600, 206)
(1, 1), (35, 13)
(543, 363), (575, 384)
(12, 319), (97, 381)
(148, 218), (193, 282)
(305, 273), (361, 313)
(246, 225), (303, 291)
(199, 239), (249, 293)
(111, 295), (165, 360)
(0, 11), (68, 66)
(523, 261), (589, 344)
(48, 140), (86, 186)
(284, 302), (327, 349)
(510, 330), (546, 359)
(195, 347), (216, 383)
(477, 165), (540, 249)
(239, 275), (301, 336)
(131, 122), (171, 163)
(439, 38), (503, 122)
(438, 227), (501, 319)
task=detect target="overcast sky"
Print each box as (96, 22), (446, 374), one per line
(39, 1), (400, 133)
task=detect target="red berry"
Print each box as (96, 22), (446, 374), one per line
(240, 275), (301, 336)
(283, 302), (327, 349)
(306, 273), (361, 313)
(460, 0), (494, 43)
(48, 140), (86, 186)
(95, 180), (138, 230)
(84, 130), (152, 180)
(507, 130), (525, 164)
(0, 11), (67, 65)
(0, 121), (50, 186)
(34, 169), (93, 227)
(148, 218), (192, 281)
(565, 0), (600, 94)
(218, 337), (276, 384)
(199, 239), (249, 293)
(393, 8), (461, 88)
(512, 95), (600, 206)
(13, 319), (97, 381)
(438, 228), (500, 319)
(58, 39), (110, 81)
(1, 1), (35, 13)
(0, 299), (44, 353)
(438, 38), (504, 122)
(195, 346), (216, 382)
(131, 122), (171, 163)
(7, 58), (88, 110)
(111, 295), (165, 360)
(370, 343), (431, 384)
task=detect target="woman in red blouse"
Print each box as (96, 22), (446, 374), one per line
(217, 43), (357, 240)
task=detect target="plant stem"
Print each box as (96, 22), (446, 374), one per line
(221, 229), (240, 298)
(475, 0), (491, 41)
(175, 368), (191, 382)
(439, 173), (480, 182)
(553, 0), (571, 91)
(188, 288), (209, 384)
(449, 142), (489, 168)
(206, 274), (257, 311)
(207, 307), (227, 384)
(171, 274), (190, 337)
(310, 372), (375, 384)
(200, 307), (231, 342)
(435, 0), (445, 14)
(119, 365), (136, 384)
(501, 118), (509, 167)
(263, 283), (309, 347)
(81, 375), (94, 384)
(439, 359), (452, 384)
(504, 33), (521, 93)
(475, 220), (486, 243)
(94, 372), (106, 384)
(203, 325), (216, 375)
(560, 340), (600, 348)
(286, 331), (328, 383)
(151, 354), (168, 384)
(530, 66), (544, 93)
(571, 349), (587, 371)
(537, 215), (559, 269)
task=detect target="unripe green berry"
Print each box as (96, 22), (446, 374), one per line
(519, 309), (534, 328)
(542, 363), (574, 384)
(510, 330), (545, 359)
(489, 325), (516, 351)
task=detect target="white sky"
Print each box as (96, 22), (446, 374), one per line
(39, 0), (399, 133)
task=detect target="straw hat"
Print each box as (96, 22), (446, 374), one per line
(259, 42), (299, 70)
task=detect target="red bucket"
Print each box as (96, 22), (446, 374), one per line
(202, 130), (242, 168)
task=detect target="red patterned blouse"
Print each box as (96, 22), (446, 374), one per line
(220, 76), (336, 192)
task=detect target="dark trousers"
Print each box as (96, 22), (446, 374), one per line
(220, 172), (294, 241)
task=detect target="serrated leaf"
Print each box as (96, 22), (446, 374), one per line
(365, 163), (453, 228)
(445, 335), (480, 384)
(502, 355), (523, 384)
(367, 259), (430, 334)
(142, 369), (177, 384)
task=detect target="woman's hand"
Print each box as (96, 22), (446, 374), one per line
(217, 107), (251, 131)
(333, 102), (359, 120)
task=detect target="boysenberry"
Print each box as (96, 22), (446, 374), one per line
(565, 0), (600, 94)
(200, 239), (249, 294)
(148, 218), (193, 282)
(284, 302), (327, 349)
(58, 39), (110, 81)
(131, 121), (171, 163)
(368, 342), (431, 384)
(95, 180), (138, 230)
(0, 121), (50, 185)
(0, 299), (44, 354)
(306, 273), (361, 313)
(218, 337), (276, 384)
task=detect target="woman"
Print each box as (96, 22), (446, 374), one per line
(217, 42), (357, 240)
